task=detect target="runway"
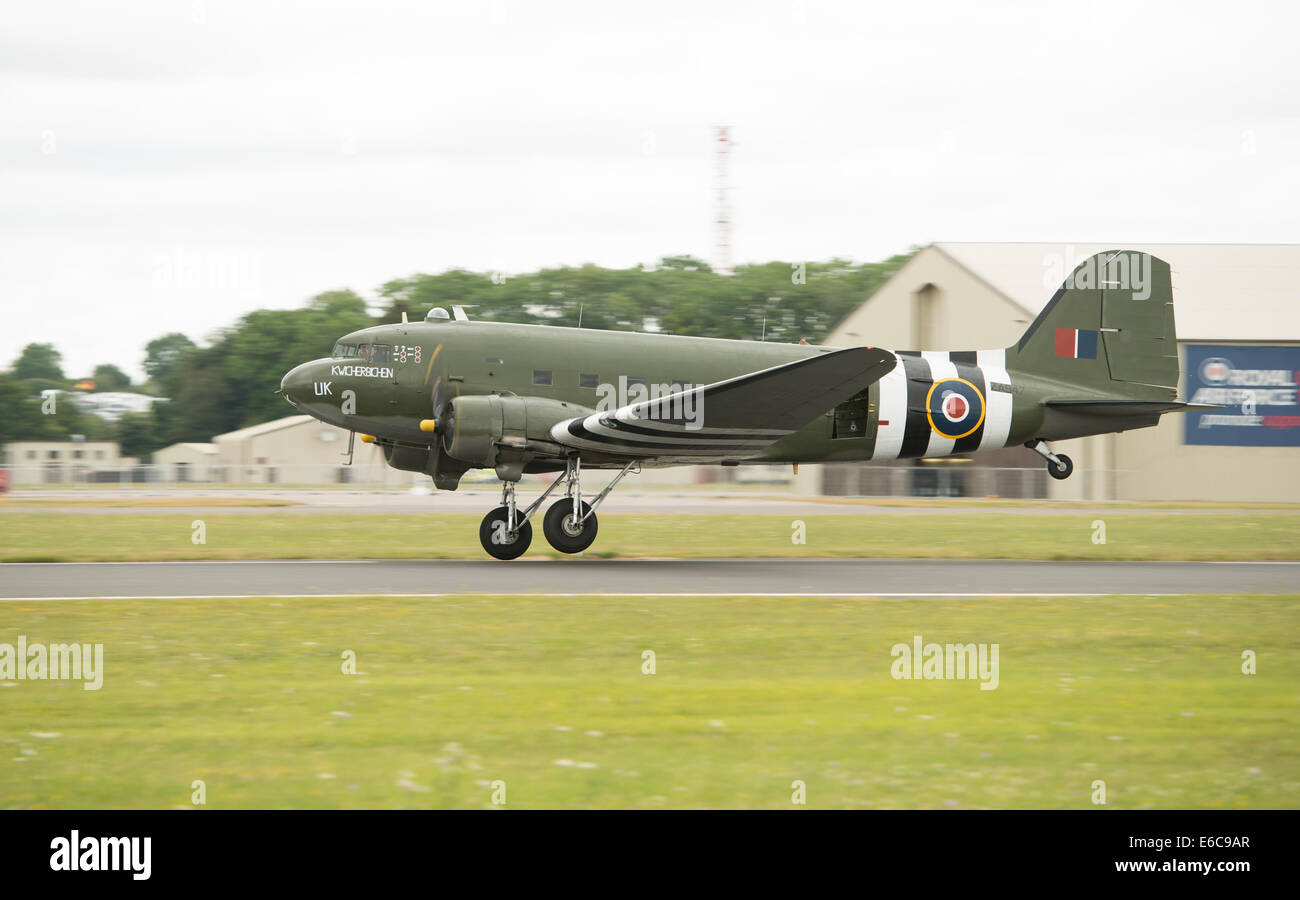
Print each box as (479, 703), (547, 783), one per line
(1, 558), (1297, 600)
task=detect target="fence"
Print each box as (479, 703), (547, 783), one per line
(821, 463), (1057, 499)
(0, 462), (425, 489)
(0, 461), (1119, 499)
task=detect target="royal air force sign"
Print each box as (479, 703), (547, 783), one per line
(925, 377), (986, 440)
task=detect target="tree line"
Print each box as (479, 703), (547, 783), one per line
(1, 252), (913, 460)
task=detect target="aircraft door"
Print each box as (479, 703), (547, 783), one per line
(832, 382), (879, 443)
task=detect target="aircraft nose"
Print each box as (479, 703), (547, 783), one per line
(280, 362), (314, 405)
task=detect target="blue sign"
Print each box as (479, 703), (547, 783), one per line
(1184, 344), (1300, 446)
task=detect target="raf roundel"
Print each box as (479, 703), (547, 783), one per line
(925, 377), (986, 440)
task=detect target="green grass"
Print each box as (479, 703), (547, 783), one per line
(1, 593), (1296, 809)
(0, 512), (1296, 561)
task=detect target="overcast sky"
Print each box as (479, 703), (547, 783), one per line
(3, 0), (1298, 380)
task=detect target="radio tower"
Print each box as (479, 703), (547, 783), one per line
(713, 125), (733, 275)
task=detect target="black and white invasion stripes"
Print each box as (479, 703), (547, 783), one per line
(552, 404), (789, 458)
(875, 349), (1012, 460)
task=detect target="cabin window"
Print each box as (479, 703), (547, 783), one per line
(578, 373), (599, 389)
(626, 376), (647, 387)
(533, 370), (553, 386)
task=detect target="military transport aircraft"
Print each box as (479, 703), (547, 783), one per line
(281, 250), (1209, 559)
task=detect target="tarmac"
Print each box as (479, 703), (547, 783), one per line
(2, 557), (1297, 600)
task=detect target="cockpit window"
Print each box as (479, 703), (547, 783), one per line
(357, 344), (371, 361)
(332, 342), (359, 358)
(370, 344), (392, 365)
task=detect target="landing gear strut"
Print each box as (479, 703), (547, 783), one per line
(543, 456), (596, 554)
(479, 481), (534, 560)
(1027, 440), (1073, 480)
(476, 456), (639, 559)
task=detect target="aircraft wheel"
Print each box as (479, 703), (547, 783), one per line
(479, 506), (533, 560)
(542, 498), (598, 554)
(1047, 453), (1074, 480)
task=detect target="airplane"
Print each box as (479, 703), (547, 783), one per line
(280, 250), (1210, 559)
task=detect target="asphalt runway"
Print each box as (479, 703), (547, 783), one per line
(1, 558), (1297, 600)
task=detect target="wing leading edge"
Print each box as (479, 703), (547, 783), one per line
(550, 347), (897, 459)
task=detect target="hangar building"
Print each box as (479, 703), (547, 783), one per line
(799, 242), (1300, 502)
(207, 415), (395, 484)
(152, 416), (398, 484)
(1, 440), (137, 485)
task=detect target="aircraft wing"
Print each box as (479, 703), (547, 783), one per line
(549, 347), (896, 459)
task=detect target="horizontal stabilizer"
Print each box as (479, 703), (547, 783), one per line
(551, 347), (897, 459)
(1046, 399), (1223, 415)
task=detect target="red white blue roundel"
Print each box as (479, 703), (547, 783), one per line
(925, 377), (986, 440)
(1199, 357), (1232, 384)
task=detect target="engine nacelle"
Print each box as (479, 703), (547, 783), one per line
(381, 440), (471, 491)
(444, 394), (582, 468)
(382, 444), (431, 473)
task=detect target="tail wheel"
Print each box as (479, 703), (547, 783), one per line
(1047, 453), (1074, 480)
(479, 506), (532, 560)
(542, 498), (598, 554)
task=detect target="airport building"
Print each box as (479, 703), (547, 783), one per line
(204, 415), (398, 485)
(151, 441), (219, 483)
(798, 242), (1300, 502)
(1, 440), (138, 485)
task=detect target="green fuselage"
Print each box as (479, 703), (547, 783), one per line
(279, 317), (1072, 467)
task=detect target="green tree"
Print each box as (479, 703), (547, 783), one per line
(114, 411), (162, 459)
(11, 343), (65, 384)
(147, 288), (374, 440)
(0, 372), (51, 445)
(143, 333), (197, 385)
(153, 346), (238, 443)
(91, 363), (132, 392)
(0, 372), (111, 445)
(372, 253), (915, 344)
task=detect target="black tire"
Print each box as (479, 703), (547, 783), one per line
(479, 506), (533, 560)
(1047, 453), (1074, 480)
(542, 498), (598, 554)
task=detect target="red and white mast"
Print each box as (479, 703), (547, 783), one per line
(713, 125), (733, 275)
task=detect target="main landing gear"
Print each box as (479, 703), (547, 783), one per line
(1026, 439), (1073, 480)
(477, 456), (639, 560)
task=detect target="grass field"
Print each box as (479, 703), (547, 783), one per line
(1, 593), (1295, 809)
(0, 511), (1297, 562)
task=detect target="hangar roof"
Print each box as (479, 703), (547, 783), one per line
(165, 442), (217, 455)
(213, 414), (315, 443)
(931, 242), (1300, 341)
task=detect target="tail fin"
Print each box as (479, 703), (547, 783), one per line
(1008, 250), (1178, 396)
